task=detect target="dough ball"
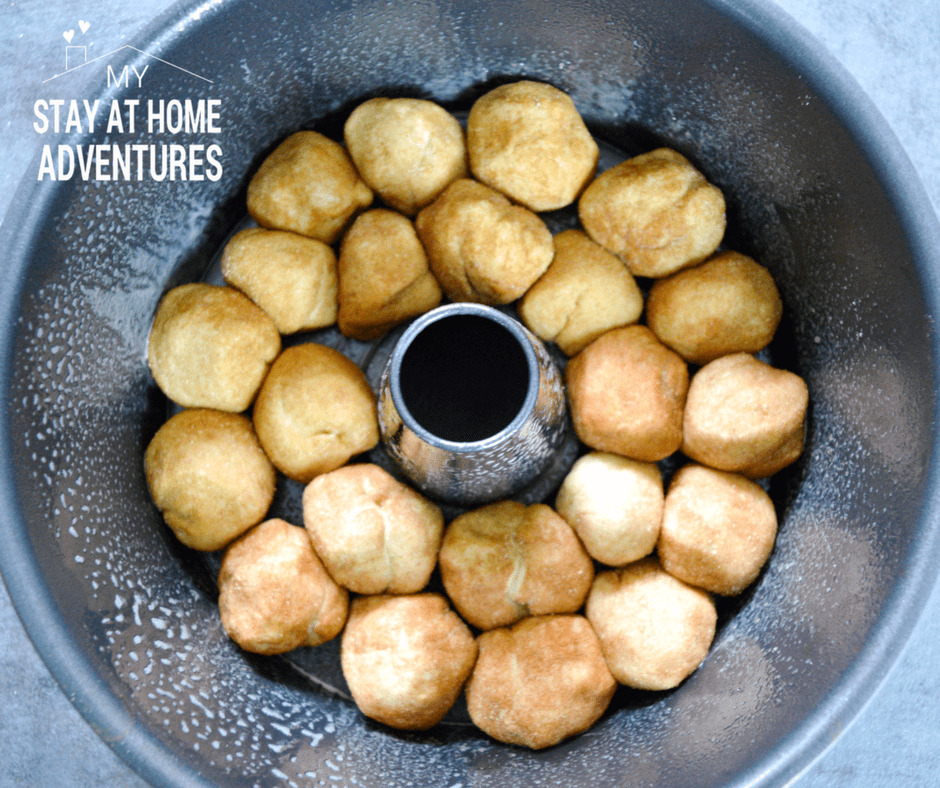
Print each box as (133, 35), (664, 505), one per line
(578, 147), (726, 278)
(415, 178), (554, 304)
(218, 518), (349, 655)
(147, 283), (281, 412)
(586, 558), (717, 690)
(682, 352), (808, 477)
(658, 464), (777, 596)
(337, 209), (442, 340)
(341, 593), (477, 731)
(303, 463), (444, 595)
(518, 229), (644, 356)
(252, 343), (379, 483)
(555, 451), (663, 566)
(246, 130), (373, 244)
(438, 500), (594, 631)
(467, 80), (599, 212)
(565, 325), (689, 462)
(144, 408), (276, 551)
(646, 251), (783, 364)
(465, 614), (616, 749)
(344, 97), (468, 215)
(220, 227), (338, 335)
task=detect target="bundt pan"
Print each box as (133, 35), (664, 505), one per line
(1, 0), (939, 786)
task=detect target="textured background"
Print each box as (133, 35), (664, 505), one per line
(0, 0), (938, 786)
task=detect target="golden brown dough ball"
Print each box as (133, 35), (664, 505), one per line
(302, 463), (444, 595)
(555, 451), (663, 566)
(414, 178), (554, 304)
(465, 614), (616, 749)
(343, 97), (468, 216)
(467, 80), (599, 212)
(337, 209), (442, 340)
(147, 283), (281, 412)
(578, 147), (726, 278)
(144, 409), (276, 551)
(682, 352), (808, 477)
(646, 251), (783, 364)
(220, 227), (338, 335)
(438, 500), (594, 631)
(217, 518), (348, 655)
(565, 325), (689, 462)
(658, 464), (778, 595)
(252, 343), (379, 483)
(586, 558), (717, 690)
(246, 130), (373, 244)
(518, 229), (644, 356)
(341, 593), (477, 731)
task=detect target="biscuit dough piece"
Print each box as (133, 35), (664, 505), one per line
(658, 464), (778, 595)
(415, 178), (554, 304)
(220, 227), (338, 335)
(646, 251), (783, 364)
(218, 519), (349, 655)
(586, 558), (717, 690)
(341, 593), (477, 731)
(252, 343), (379, 483)
(246, 130), (373, 244)
(465, 614), (616, 749)
(303, 463), (444, 595)
(144, 408), (276, 551)
(337, 209), (442, 340)
(565, 325), (689, 462)
(682, 352), (808, 477)
(344, 97), (468, 216)
(555, 451), (663, 566)
(438, 500), (594, 631)
(579, 147), (726, 278)
(147, 283), (281, 412)
(519, 229), (644, 356)
(467, 80), (599, 212)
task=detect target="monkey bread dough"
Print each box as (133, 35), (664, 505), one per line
(465, 614), (616, 749)
(586, 558), (717, 690)
(147, 283), (281, 412)
(218, 518), (349, 655)
(340, 593), (477, 731)
(344, 97), (468, 216)
(467, 80), (599, 212)
(144, 408), (276, 551)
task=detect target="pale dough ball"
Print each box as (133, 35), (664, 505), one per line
(218, 518), (349, 655)
(565, 325), (689, 462)
(341, 593), (477, 731)
(555, 451), (663, 566)
(578, 147), (726, 278)
(646, 250), (783, 364)
(467, 80), (599, 212)
(144, 408), (276, 551)
(252, 343), (379, 483)
(465, 614), (616, 749)
(518, 229), (644, 356)
(658, 464), (778, 596)
(586, 558), (717, 690)
(344, 97), (468, 216)
(302, 463), (444, 595)
(246, 130), (373, 244)
(414, 178), (554, 304)
(337, 209), (442, 340)
(438, 500), (594, 631)
(682, 352), (808, 477)
(220, 227), (338, 335)
(147, 283), (281, 412)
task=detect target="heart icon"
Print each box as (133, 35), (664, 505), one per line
(63, 29), (74, 43)
(79, 20), (90, 34)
